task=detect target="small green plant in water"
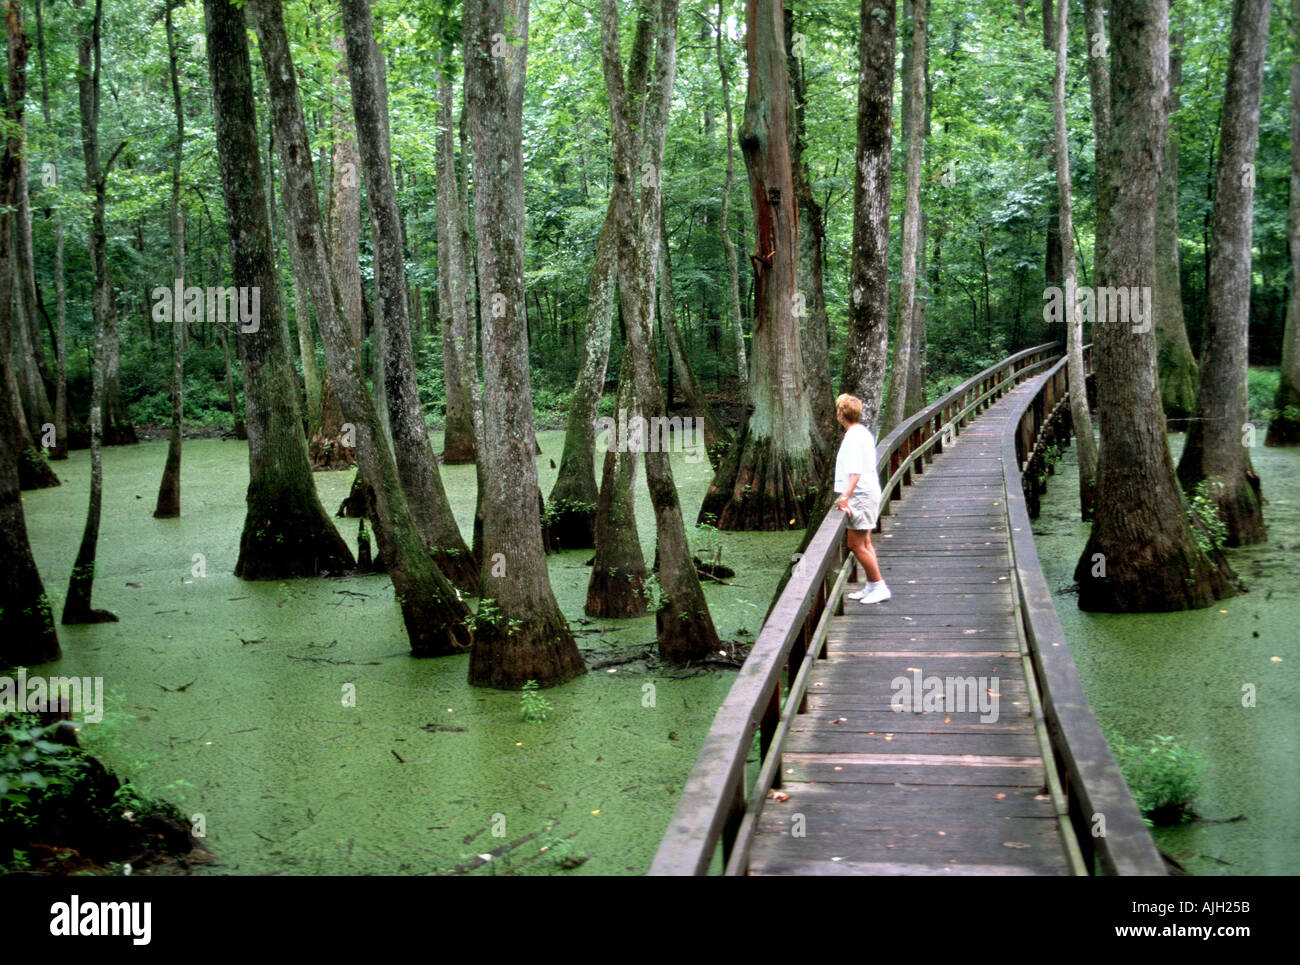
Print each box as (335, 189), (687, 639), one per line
(1187, 479), (1228, 554)
(520, 680), (551, 723)
(1112, 734), (1205, 825)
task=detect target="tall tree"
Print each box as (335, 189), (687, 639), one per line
(1155, 18), (1198, 428)
(63, 0), (125, 623)
(0, 0), (59, 660)
(1175, 0), (1269, 546)
(33, 0), (66, 462)
(840, 0), (895, 430)
(1083, 0), (1112, 288)
(786, 3), (835, 448)
(1074, 0), (1235, 611)
(153, 0), (185, 519)
(716, 0), (748, 397)
(310, 32), (361, 471)
(340, 0), (478, 591)
(204, 0), (354, 580)
(1268, 0), (1300, 447)
(880, 0), (926, 436)
(551, 0), (657, 550)
(698, 0), (821, 531)
(1051, 0), (1098, 518)
(603, 0), (721, 661)
(436, 55), (479, 466)
(464, 0), (586, 687)
(253, 0), (472, 655)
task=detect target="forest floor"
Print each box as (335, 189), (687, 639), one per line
(18, 427), (798, 875)
(1031, 428), (1300, 875)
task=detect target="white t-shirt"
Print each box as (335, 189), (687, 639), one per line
(834, 423), (882, 501)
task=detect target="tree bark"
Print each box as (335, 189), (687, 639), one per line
(602, 0), (720, 661)
(341, 0), (478, 590)
(204, 0), (355, 581)
(1155, 23), (1198, 429)
(716, 0), (748, 397)
(585, 351), (648, 618)
(1267, 0), (1300, 446)
(698, 0), (822, 532)
(1052, 0), (1099, 519)
(253, 0), (472, 655)
(436, 61), (478, 465)
(786, 4), (835, 447)
(840, 0), (895, 431)
(1175, 0), (1269, 546)
(1083, 0), (1112, 291)
(310, 33), (361, 471)
(881, 0), (926, 436)
(35, 0), (67, 462)
(0, 0), (59, 660)
(1073, 0), (1236, 611)
(464, 0), (586, 687)
(153, 2), (185, 519)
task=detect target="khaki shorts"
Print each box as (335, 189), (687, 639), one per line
(844, 489), (879, 531)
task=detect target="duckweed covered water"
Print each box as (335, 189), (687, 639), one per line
(1030, 434), (1300, 875)
(20, 430), (800, 875)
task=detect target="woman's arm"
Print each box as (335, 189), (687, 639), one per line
(838, 473), (861, 513)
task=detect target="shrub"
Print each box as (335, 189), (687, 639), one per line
(1112, 734), (1205, 825)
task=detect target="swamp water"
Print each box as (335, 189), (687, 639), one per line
(21, 430), (800, 875)
(1031, 434), (1299, 874)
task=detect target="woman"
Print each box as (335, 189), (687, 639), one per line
(833, 394), (890, 604)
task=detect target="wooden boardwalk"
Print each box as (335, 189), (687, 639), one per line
(748, 375), (1075, 876)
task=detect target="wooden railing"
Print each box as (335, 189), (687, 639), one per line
(1000, 347), (1166, 875)
(648, 342), (1064, 876)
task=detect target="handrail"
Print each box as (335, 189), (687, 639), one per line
(649, 342), (1063, 876)
(999, 348), (1166, 875)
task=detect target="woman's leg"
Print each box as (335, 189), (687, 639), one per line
(846, 529), (883, 583)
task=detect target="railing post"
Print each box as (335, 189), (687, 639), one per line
(760, 684), (782, 790)
(719, 768), (747, 869)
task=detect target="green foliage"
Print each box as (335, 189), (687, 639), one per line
(1111, 734), (1206, 825)
(0, 716), (80, 826)
(1187, 479), (1228, 554)
(519, 680), (551, 723)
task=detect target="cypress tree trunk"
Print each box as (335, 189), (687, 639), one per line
(660, 215), (729, 464)
(33, 0), (66, 462)
(585, 352), (648, 618)
(253, 0), (472, 655)
(881, 0), (926, 436)
(204, 0), (354, 582)
(603, 0), (721, 662)
(1074, 0), (1236, 611)
(0, 0), (59, 659)
(436, 62), (478, 466)
(1083, 0), (1112, 289)
(716, 0), (748, 398)
(1175, 0), (1269, 546)
(154, 3), (185, 519)
(1052, 0), (1099, 519)
(786, 4), (835, 449)
(283, 202), (322, 434)
(310, 33), (361, 472)
(340, 0), (477, 591)
(465, 0), (586, 687)
(1266, 0), (1300, 447)
(698, 0), (821, 532)
(549, 1), (657, 548)
(840, 0), (895, 429)
(1155, 25), (1198, 429)
(548, 201), (617, 547)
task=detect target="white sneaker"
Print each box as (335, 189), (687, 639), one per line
(846, 586), (868, 600)
(859, 583), (892, 605)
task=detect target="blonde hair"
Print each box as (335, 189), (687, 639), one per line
(835, 393), (863, 423)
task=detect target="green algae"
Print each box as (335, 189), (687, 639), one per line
(18, 431), (800, 875)
(1030, 434), (1300, 875)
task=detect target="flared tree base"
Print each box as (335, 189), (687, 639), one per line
(585, 565), (647, 618)
(398, 589), (472, 658)
(1074, 532), (1237, 612)
(468, 614), (587, 689)
(698, 421), (821, 531)
(309, 433), (358, 471)
(18, 448), (60, 490)
(657, 600), (721, 663)
(234, 503), (355, 580)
